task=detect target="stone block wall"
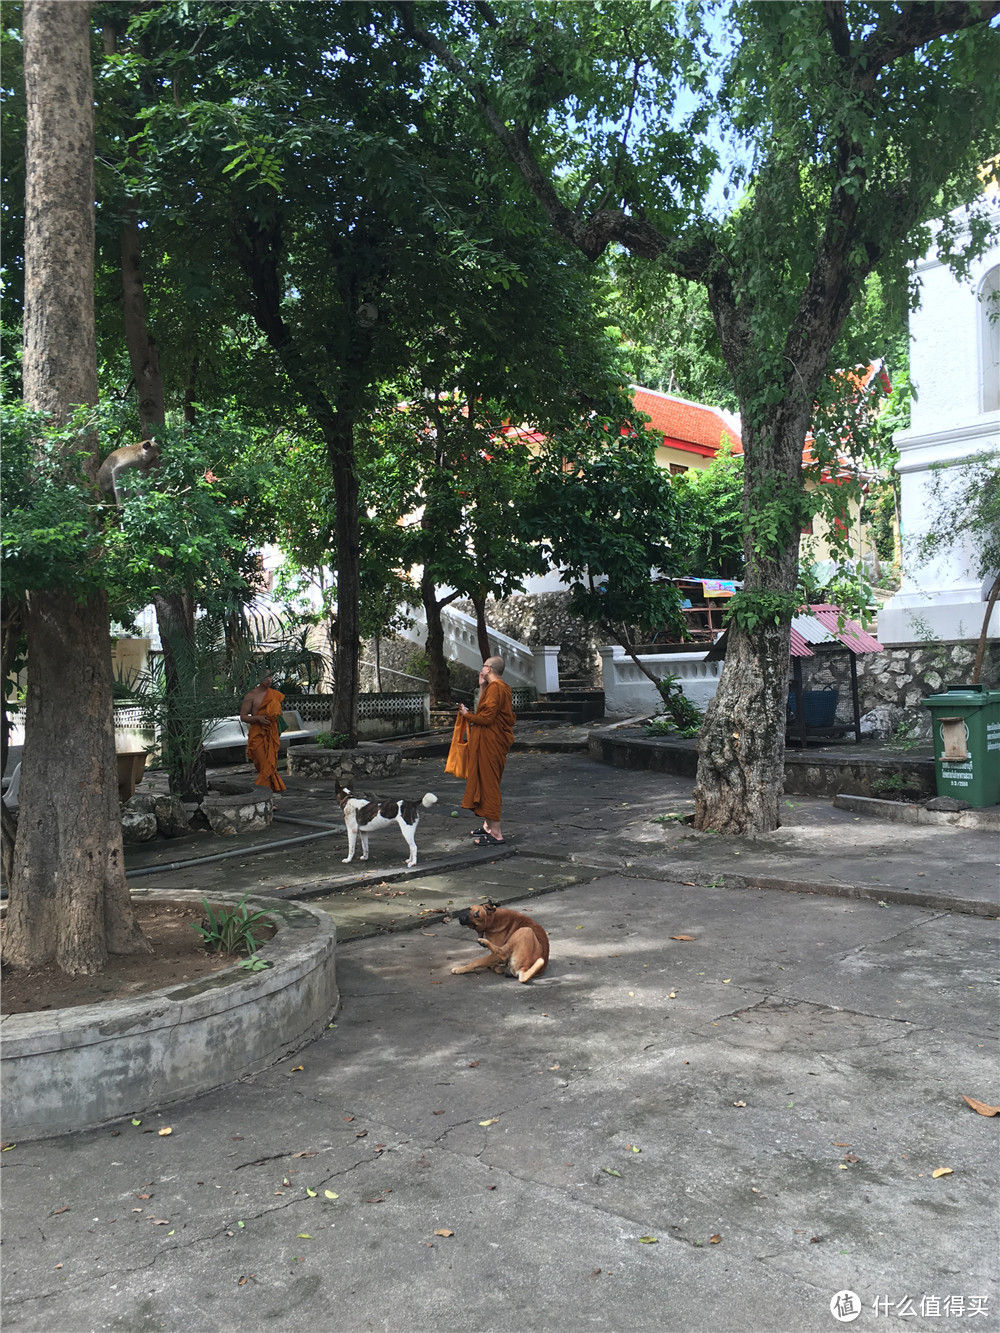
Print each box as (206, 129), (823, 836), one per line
(799, 641), (999, 739)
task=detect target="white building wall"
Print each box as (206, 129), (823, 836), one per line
(878, 196), (1000, 645)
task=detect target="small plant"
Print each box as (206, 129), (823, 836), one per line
(237, 953), (272, 972)
(644, 674), (703, 738)
(314, 731), (349, 750)
(192, 894), (275, 956)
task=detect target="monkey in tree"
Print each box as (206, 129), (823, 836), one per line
(97, 438), (161, 507)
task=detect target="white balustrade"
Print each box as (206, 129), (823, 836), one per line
(599, 646), (723, 717)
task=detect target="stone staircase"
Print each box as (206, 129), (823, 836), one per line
(516, 686), (605, 725)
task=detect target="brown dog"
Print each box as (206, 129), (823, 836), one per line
(450, 902), (549, 983)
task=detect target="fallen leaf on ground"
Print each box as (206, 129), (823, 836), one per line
(131, 1119), (142, 1126)
(733, 1101), (747, 1108)
(709, 1234), (722, 1244)
(136, 1193), (152, 1200)
(638, 1236), (658, 1244)
(668, 991), (677, 999)
(602, 1168), (622, 1177)
(962, 1095), (1000, 1116)
(324, 1191), (338, 1199)
(1, 1143), (15, 1151)
(670, 935), (696, 941)
(292, 1152), (317, 1158)
(479, 1118), (499, 1126)
(158, 1127), (172, 1137)
(833, 1142), (851, 1147)
(291, 1066), (304, 1072)
(296, 1234), (313, 1240)
(932, 1167), (954, 1178)
(433, 1228), (454, 1238)
(306, 1188), (317, 1198)
(843, 1154), (860, 1163)
(148, 1219), (171, 1225)
(51, 1207), (69, 1216)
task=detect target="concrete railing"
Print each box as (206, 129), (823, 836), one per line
(401, 605), (560, 694)
(599, 646), (723, 717)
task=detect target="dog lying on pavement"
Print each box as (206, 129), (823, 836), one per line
(450, 901), (549, 983)
(335, 782), (437, 868)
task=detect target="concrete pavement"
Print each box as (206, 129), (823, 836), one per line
(2, 745), (998, 1333)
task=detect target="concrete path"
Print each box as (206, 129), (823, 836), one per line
(2, 747), (998, 1333)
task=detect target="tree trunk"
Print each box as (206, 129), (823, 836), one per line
(421, 569), (454, 708)
(234, 213), (363, 747)
(326, 410), (360, 747)
(152, 590), (208, 800)
(6, 592), (150, 972)
(693, 401), (809, 836)
(972, 572), (1000, 685)
(471, 591), (490, 662)
(6, 0), (149, 973)
(121, 210), (165, 431)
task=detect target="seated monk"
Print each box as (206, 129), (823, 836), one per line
(459, 655), (516, 846)
(240, 670), (287, 793)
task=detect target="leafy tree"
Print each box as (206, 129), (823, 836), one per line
(400, 0), (1000, 834)
(3, 0), (150, 974)
(672, 444), (745, 581)
(521, 404), (691, 681)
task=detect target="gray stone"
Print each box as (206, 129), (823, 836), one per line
(120, 806), (157, 843)
(153, 794), (191, 838)
(925, 795), (972, 812)
(287, 745), (402, 782)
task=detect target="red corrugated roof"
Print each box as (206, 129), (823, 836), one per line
(807, 604), (883, 654)
(630, 386), (740, 454)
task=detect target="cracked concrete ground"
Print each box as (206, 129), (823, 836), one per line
(2, 750), (998, 1333)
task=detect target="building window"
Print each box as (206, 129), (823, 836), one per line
(980, 265), (1000, 414)
(669, 463), (688, 475)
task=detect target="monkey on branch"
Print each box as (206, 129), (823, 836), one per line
(97, 438), (161, 507)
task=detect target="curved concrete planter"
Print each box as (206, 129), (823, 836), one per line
(1, 891), (338, 1142)
(287, 744), (401, 781)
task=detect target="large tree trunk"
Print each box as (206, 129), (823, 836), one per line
(6, 0), (149, 973)
(6, 592), (150, 972)
(693, 397), (810, 836)
(326, 410), (360, 746)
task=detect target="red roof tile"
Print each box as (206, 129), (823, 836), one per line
(630, 386), (741, 455)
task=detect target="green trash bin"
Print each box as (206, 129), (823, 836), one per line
(923, 683), (1000, 808)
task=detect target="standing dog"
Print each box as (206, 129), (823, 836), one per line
(451, 901), (549, 983)
(335, 782), (437, 868)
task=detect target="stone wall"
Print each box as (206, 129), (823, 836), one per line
(363, 592), (604, 692)
(800, 640), (999, 739)
(451, 593), (603, 685)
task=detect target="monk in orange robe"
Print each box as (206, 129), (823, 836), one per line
(240, 671), (287, 792)
(460, 655), (516, 845)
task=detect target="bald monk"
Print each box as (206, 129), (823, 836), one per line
(459, 655), (516, 846)
(239, 670), (287, 792)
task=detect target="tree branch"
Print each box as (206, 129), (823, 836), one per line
(396, 2), (713, 276)
(857, 1), (1000, 91)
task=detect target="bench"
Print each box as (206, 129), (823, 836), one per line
(202, 712), (319, 766)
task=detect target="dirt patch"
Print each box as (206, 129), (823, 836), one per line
(1, 901), (274, 1015)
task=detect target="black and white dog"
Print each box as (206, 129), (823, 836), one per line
(335, 782), (438, 868)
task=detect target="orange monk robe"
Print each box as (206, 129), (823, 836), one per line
(461, 677), (516, 821)
(246, 687), (287, 792)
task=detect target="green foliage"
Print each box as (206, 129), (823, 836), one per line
(314, 732), (349, 750)
(191, 895), (274, 957)
(671, 444), (744, 579)
(724, 590), (802, 634)
(521, 406), (691, 642)
(646, 675), (703, 739)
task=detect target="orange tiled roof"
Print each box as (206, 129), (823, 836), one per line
(630, 386), (741, 456)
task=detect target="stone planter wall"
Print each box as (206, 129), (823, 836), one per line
(287, 745), (402, 782)
(122, 786), (272, 844)
(1, 891), (338, 1141)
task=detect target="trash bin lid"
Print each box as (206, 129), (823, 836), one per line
(923, 683), (1000, 707)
